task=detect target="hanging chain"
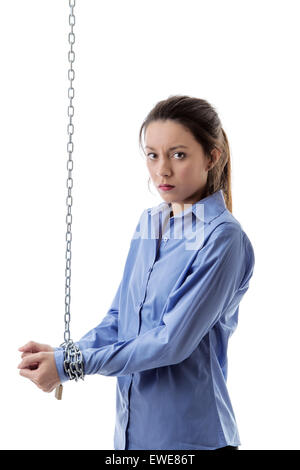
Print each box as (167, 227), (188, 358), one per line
(62, 0), (76, 346)
(56, 0), (84, 386)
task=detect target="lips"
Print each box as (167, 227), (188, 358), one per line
(158, 184), (175, 192)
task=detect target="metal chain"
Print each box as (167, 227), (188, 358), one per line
(63, 342), (84, 381)
(63, 0), (76, 346)
(57, 0), (84, 383)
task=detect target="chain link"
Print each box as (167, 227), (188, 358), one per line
(63, 342), (84, 381)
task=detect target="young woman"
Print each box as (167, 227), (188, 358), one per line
(18, 95), (255, 450)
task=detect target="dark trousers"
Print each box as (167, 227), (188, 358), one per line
(214, 445), (239, 450)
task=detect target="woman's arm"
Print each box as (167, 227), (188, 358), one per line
(54, 278), (122, 383)
(55, 223), (254, 379)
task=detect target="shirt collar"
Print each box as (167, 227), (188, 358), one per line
(148, 189), (227, 224)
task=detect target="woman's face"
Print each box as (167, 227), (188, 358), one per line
(144, 119), (220, 216)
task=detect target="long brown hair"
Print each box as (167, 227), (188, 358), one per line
(138, 95), (233, 213)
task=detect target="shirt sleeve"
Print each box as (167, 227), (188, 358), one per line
(54, 209), (149, 383)
(54, 278), (122, 383)
(63, 222), (254, 378)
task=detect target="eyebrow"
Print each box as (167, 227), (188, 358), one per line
(145, 145), (188, 151)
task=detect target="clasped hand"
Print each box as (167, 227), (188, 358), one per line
(17, 341), (61, 393)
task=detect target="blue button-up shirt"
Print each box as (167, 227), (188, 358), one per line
(54, 189), (255, 450)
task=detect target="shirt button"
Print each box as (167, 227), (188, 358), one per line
(148, 267), (153, 273)
(139, 302), (143, 308)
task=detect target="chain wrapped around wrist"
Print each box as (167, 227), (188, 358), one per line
(59, 340), (85, 381)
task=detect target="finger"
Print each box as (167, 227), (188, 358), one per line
(21, 351), (36, 358)
(19, 368), (37, 381)
(18, 341), (40, 353)
(21, 352), (30, 358)
(18, 341), (33, 351)
(20, 354), (40, 372)
(19, 356), (39, 367)
(18, 352), (43, 369)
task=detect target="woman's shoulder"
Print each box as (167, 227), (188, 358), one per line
(210, 206), (252, 239)
(209, 209), (255, 271)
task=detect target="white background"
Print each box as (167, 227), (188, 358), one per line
(0, 0), (299, 450)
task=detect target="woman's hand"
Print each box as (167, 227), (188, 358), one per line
(17, 342), (61, 393)
(18, 340), (54, 356)
(18, 341), (54, 370)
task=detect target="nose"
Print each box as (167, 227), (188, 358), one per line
(156, 159), (172, 177)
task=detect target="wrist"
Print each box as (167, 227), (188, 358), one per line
(54, 348), (69, 383)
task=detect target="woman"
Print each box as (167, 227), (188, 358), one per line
(18, 95), (255, 450)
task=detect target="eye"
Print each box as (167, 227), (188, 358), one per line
(146, 152), (186, 160)
(146, 153), (157, 160)
(173, 152), (186, 160)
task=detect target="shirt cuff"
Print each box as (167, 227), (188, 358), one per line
(54, 347), (69, 384)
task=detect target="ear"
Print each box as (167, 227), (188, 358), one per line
(208, 147), (222, 170)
